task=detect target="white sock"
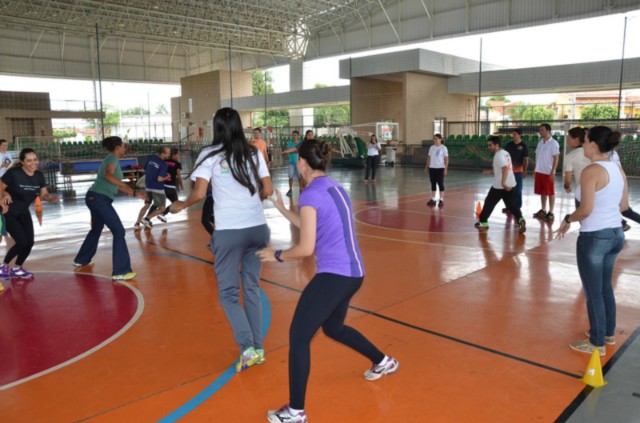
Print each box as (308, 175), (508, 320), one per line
(288, 406), (304, 415)
(377, 355), (390, 366)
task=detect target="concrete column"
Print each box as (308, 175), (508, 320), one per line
(289, 59), (304, 129)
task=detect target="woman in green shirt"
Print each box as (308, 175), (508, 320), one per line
(73, 136), (141, 280)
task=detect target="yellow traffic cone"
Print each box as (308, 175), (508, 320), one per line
(581, 349), (607, 388)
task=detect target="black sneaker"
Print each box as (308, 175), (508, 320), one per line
(545, 212), (555, 222)
(438, 200), (444, 208)
(533, 209), (546, 219)
(427, 199), (437, 206)
(286, 190), (292, 197)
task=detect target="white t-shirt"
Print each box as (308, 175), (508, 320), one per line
(367, 142), (380, 157)
(0, 151), (12, 178)
(191, 145), (270, 230)
(534, 137), (560, 174)
(564, 147), (591, 186)
(492, 149), (516, 189)
(428, 145), (448, 169)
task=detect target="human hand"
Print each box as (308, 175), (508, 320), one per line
(555, 220), (570, 239)
(256, 247), (276, 262)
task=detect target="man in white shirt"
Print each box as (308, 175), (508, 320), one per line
(533, 124), (560, 221)
(475, 136), (526, 234)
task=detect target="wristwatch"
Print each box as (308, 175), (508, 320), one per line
(274, 250), (284, 262)
(564, 214), (571, 224)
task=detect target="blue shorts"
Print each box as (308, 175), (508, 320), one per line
(288, 163), (301, 180)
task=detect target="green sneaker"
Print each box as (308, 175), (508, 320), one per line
(236, 347), (260, 372)
(518, 218), (526, 234)
(474, 221), (489, 232)
(112, 272), (137, 281)
(256, 348), (266, 365)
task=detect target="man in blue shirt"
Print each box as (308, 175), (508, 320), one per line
(282, 130), (302, 197)
(135, 146), (170, 229)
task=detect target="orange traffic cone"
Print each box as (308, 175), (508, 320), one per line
(35, 196), (43, 226)
(475, 201), (482, 218)
(581, 349), (607, 388)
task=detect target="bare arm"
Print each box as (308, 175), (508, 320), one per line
(170, 177), (208, 213)
(549, 154), (559, 181)
(104, 162), (134, 195)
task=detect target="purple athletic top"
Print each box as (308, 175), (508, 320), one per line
(299, 176), (365, 277)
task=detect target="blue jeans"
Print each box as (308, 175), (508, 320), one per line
(74, 191), (133, 276)
(576, 228), (624, 347)
(514, 172), (523, 209)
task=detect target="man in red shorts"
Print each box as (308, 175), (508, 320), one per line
(533, 123), (560, 221)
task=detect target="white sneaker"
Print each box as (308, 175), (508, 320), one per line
(267, 405), (308, 423)
(364, 356), (399, 381)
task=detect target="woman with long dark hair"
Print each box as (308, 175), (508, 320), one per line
(0, 148), (59, 280)
(556, 126), (628, 356)
(171, 107), (273, 372)
(257, 139), (398, 423)
(73, 136), (141, 281)
(364, 133), (381, 184)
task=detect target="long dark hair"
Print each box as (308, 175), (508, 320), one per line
(191, 108), (262, 195)
(568, 127), (586, 146)
(10, 148), (37, 169)
(299, 139), (331, 171)
(587, 126), (621, 154)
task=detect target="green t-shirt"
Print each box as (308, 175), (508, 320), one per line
(89, 154), (123, 199)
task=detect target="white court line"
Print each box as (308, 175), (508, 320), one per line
(0, 271), (145, 391)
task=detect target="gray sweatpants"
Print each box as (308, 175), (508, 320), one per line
(212, 223), (270, 353)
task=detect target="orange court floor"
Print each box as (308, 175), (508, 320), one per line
(1, 166), (639, 423)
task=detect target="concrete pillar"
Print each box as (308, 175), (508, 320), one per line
(289, 59), (304, 129)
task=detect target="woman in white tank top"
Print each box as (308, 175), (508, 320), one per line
(556, 126), (628, 357)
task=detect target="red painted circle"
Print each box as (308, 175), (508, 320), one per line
(0, 272), (139, 387)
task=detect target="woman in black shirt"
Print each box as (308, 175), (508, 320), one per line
(0, 148), (58, 280)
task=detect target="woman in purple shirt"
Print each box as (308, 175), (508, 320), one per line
(257, 139), (398, 423)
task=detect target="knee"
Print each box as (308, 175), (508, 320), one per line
(321, 324), (343, 340)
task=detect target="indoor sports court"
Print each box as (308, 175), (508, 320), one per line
(1, 166), (639, 422)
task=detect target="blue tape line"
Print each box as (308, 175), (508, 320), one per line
(158, 288), (272, 422)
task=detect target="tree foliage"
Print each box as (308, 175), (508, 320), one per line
(155, 104), (169, 114)
(312, 83), (350, 126)
(84, 105), (120, 135)
(520, 105), (555, 122)
(121, 106), (149, 116)
(251, 70), (288, 127)
(252, 70), (275, 96)
(581, 104), (619, 120)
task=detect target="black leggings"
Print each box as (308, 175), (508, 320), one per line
(4, 210), (34, 266)
(288, 273), (384, 409)
(365, 155), (380, 180)
(160, 187), (179, 216)
(428, 167), (445, 192)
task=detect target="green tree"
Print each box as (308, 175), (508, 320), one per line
(488, 95), (509, 103)
(521, 105), (555, 122)
(84, 105), (120, 135)
(155, 104), (169, 114)
(53, 128), (77, 139)
(581, 104), (619, 120)
(506, 102), (529, 120)
(252, 70), (288, 127)
(252, 70), (275, 96)
(253, 110), (289, 128)
(312, 84), (350, 126)
(121, 106), (149, 116)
